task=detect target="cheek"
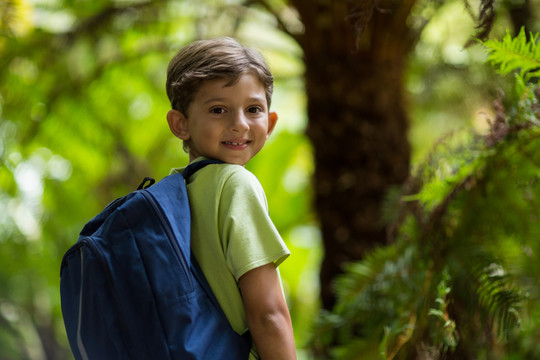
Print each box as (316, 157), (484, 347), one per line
(255, 120), (270, 133)
(197, 124), (222, 142)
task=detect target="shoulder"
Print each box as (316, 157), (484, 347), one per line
(197, 163), (263, 192)
(197, 165), (268, 212)
(223, 165), (261, 188)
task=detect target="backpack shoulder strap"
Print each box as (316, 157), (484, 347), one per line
(181, 159), (224, 179)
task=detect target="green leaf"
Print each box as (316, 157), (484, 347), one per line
(484, 27), (540, 83)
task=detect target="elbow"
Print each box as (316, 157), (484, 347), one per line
(249, 306), (292, 333)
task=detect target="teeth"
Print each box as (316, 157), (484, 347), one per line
(225, 141), (247, 145)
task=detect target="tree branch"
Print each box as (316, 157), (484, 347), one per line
(248, 0), (303, 45)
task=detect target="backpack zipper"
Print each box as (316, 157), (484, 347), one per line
(77, 236), (133, 354)
(140, 190), (193, 289)
(76, 247), (90, 360)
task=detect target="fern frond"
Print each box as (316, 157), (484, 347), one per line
(484, 27), (540, 83)
(476, 265), (523, 339)
(334, 244), (402, 308)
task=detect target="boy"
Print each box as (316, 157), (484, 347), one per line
(165, 37), (296, 360)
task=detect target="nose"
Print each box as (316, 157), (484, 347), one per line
(230, 110), (249, 133)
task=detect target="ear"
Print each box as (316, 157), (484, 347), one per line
(167, 110), (190, 140)
(266, 111), (278, 138)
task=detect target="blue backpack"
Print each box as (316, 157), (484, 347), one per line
(60, 160), (251, 360)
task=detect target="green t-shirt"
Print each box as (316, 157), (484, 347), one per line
(171, 158), (290, 338)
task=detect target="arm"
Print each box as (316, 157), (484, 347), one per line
(238, 263), (296, 360)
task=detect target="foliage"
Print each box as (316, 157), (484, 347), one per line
(312, 29), (540, 359)
(1, 1), (538, 359)
(484, 28), (540, 82)
(0, 1), (313, 358)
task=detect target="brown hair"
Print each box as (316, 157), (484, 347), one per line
(166, 37), (274, 116)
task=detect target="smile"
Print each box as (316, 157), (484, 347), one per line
(222, 141), (250, 146)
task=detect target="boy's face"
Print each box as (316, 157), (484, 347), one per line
(168, 72), (277, 166)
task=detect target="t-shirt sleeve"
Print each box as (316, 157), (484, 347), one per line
(218, 168), (290, 281)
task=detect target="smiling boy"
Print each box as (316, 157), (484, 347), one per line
(170, 71), (277, 165)
(165, 38), (296, 360)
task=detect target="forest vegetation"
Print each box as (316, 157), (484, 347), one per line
(1, 0), (539, 359)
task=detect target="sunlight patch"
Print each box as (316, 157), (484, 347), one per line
(9, 200), (41, 241)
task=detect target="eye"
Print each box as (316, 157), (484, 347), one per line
(247, 106), (263, 114)
(210, 107), (226, 114)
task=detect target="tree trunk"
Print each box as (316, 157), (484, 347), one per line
(289, 0), (416, 309)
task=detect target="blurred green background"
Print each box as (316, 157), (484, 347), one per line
(1, 0), (539, 359)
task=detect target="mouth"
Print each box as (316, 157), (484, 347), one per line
(222, 140), (251, 146)
(222, 139), (251, 151)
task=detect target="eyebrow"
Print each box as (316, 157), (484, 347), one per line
(202, 96), (266, 105)
(203, 97), (226, 105)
